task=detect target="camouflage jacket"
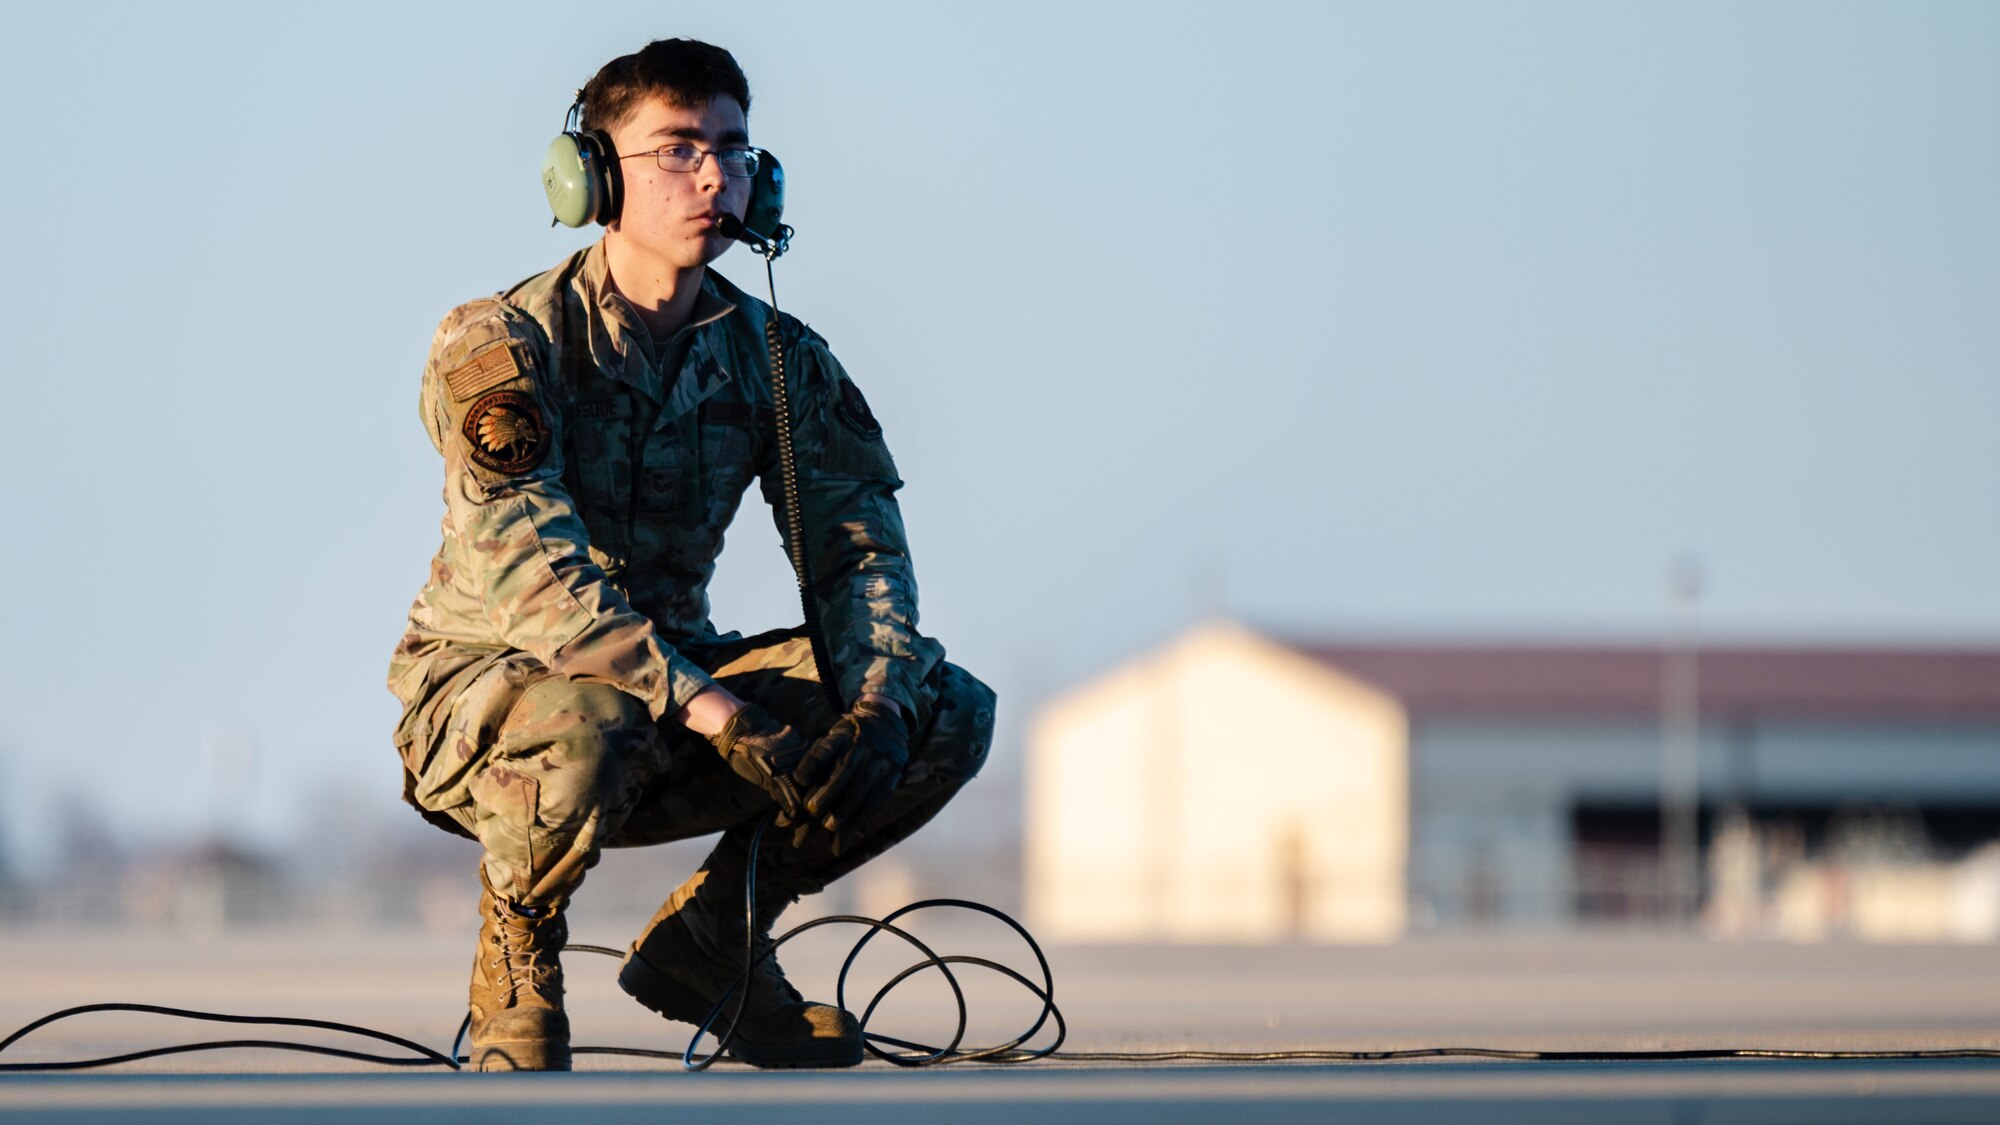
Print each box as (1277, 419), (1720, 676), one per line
(387, 241), (943, 778)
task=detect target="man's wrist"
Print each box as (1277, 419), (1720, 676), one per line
(684, 688), (897, 738)
(677, 685), (747, 738)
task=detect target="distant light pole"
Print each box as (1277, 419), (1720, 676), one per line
(1660, 557), (1703, 925)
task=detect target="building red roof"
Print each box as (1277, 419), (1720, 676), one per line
(1282, 641), (2000, 722)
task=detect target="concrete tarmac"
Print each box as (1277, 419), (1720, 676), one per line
(8, 1062), (2000, 1124)
(5, 923), (2000, 1121)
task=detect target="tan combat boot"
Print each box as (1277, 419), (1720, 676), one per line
(468, 870), (571, 1072)
(618, 852), (862, 1068)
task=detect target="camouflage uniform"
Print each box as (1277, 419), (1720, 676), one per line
(387, 241), (994, 905)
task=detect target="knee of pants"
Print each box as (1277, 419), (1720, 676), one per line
(913, 662), (997, 786)
(479, 676), (660, 832)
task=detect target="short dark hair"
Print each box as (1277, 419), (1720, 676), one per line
(580, 39), (751, 135)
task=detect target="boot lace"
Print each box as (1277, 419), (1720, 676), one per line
(745, 934), (805, 1006)
(488, 898), (565, 1005)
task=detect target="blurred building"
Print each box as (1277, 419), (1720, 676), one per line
(1026, 621), (2000, 942)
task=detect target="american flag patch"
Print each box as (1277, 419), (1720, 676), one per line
(445, 344), (524, 402)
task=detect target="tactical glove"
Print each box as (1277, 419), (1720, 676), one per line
(711, 703), (808, 823)
(793, 701), (909, 852)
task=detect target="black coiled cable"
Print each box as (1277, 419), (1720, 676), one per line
(638, 813), (1063, 1069)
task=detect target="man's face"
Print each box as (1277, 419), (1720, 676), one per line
(605, 94), (753, 269)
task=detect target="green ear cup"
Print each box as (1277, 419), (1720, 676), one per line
(542, 128), (620, 227)
(543, 133), (595, 228)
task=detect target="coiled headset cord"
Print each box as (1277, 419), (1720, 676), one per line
(755, 251), (846, 719)
(8, 810), (2000, 1073)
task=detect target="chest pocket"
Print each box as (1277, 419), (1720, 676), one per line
(566, 395), (637, 496)
(702, 401), (765, 507)
(629, 406), (753, 550)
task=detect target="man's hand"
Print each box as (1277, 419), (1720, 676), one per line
(792, 700), (909, 852)
(709, 702), (808, 822)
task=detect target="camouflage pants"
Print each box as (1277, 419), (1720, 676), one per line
(409, 628), (995, 906)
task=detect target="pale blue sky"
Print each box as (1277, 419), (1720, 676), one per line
(1, 1), (1995, 859)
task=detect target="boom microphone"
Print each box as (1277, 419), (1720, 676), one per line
(717, 212), (791, 260)
(716, 213), (766, 251)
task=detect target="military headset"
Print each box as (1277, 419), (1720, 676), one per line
(540, 91), (793, 258)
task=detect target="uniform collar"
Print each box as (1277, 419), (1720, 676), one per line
(575, 240), (739, 419)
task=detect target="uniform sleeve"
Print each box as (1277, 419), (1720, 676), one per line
(762, 331), (945, 714)
(425, 300), (718, 719)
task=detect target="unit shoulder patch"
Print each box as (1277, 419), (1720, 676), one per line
(446, 343), (525, 402)
(461, 389), (549, 474)
(836, 379), (882, 440)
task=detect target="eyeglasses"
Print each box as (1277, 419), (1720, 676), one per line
(620, 144), (760, 179)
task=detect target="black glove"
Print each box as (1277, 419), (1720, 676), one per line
(710, 702), (808, 822)
(793, 700), (909, 852)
